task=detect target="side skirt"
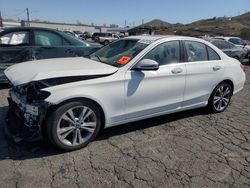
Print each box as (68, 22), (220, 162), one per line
(105, 101), (208, 128)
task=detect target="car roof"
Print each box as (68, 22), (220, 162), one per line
(125, 35), (206, 43)
(211, 38), (227, 42)
(214, 36), (241, 40)
(0, 26), (61, 33)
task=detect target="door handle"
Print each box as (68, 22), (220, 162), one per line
(213, 65), (221, 71)
(171, 68), (183, 74)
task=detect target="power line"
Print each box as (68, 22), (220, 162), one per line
(9, 9), (26, 17)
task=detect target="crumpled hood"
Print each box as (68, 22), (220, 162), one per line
(4, 57), (118, 86)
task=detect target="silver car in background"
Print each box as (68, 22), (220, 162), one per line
(210, 39), (246, 62)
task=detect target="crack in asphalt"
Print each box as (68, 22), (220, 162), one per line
(0, 67), (250, 187)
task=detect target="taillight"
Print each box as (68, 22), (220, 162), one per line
(240, 63), (245, 71)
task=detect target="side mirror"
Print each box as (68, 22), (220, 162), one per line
(133, 59), (159, 71)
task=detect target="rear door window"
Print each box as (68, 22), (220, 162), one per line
(184, 41), (208, 62)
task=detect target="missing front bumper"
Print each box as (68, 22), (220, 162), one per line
(4, 96), (47, 142)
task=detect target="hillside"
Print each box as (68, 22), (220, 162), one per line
(140, 19), (173, 28)
(130, 12), (250, 40)
(233, 12), (250, 26)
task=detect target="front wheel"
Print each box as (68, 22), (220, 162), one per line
(46, 100), (102, 151)
(208, 82), (233, 113)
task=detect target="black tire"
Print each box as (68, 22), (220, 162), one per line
(46, 100), (102, 151)
(208, 82), (233, 113)
(104, 40), (109, 45)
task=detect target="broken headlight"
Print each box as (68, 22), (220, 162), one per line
(26, 82), (51, 103)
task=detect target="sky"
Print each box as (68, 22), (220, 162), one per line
(0, 0), (249, 27)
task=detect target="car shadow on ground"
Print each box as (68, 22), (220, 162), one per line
(98, 107), (210, 141)
(0, 104), (210, 161)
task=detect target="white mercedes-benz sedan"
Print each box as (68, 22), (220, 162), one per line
(4, 36), (246, 151)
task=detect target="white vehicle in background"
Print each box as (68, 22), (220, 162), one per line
(4, 36), (246, 151)
(99, 33), (120, 45)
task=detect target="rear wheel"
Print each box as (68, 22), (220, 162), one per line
(46, 100), (102, 151)
(208, 82), (233, 113)
(104, 40), (109, 45)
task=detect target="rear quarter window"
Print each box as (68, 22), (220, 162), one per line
(0, 31), (29, 45)
(207, 46), (221, 60)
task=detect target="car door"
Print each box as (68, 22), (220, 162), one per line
(32, 30), (76, 60)
(124, 41), (186, 120)
(183, 40), (224, 107)
(0, 30), (32, 80)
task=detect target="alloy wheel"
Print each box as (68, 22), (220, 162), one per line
(56, 106), (97, 146)
(213, 84), (232, 112)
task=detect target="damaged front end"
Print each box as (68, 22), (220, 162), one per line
(5, 81), (51, 142)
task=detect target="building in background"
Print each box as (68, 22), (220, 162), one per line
(2, 19), (131, 34)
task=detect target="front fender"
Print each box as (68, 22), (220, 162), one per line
(43, 82), (125, 126)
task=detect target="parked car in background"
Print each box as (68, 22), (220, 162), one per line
(214, 36), (250, 61)
(79, 32), (92, 41)
(244, 40), (250, 62)
(4, 36), (245, 151)
(99, 33), (120, 45)
(0, 27), (101, 82)
(91, 32), (112, 42)
(210, 39), (246, 62)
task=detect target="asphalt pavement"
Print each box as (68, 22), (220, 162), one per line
(0, 64), (250, 188)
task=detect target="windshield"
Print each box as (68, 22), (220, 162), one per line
(89, 39), (149, 67)
(59, 31), (90, 47)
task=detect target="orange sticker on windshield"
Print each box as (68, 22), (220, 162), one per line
(118, 56), (132, 65)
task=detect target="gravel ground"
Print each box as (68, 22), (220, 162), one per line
(0, 65), (250, 188)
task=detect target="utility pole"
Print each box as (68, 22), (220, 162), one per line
(26, 8), (30, 26)
(0, 11), (3, 27)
